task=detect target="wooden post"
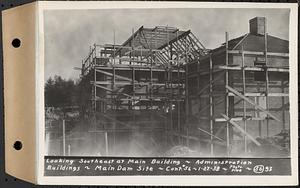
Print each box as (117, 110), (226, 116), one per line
(197, 44), (201, 150)
(170, 44), (174, 141)
(94, 68), (97, 112)
(112, 67), (115, 154)
(209, 55), (214, 156)
(130, 28), (134, 65)
(265, 31), (269, 137)
(282, 80), (285, 130)
(177, 98), (181, 144)
(132, 67), (135, 110)
(164, 69), (169, 146)
(255, 97), (262, 137)
(150, 67), (153, 107)
(94, 67), (97, 147)
(176, 33), (181, 144)
(93, 43), (96, 60)
(89, 46), (92, 66)
(45, 132), (50, 156)
(112, 67), (115, 92)
(185, 63), (189, 147)
(62, 119), (66, 156)
(81, 60), (84, 76)
(225, 32), (230, 156)
(113, 29), (116, 65)
(242, 45), (247, 153)
(132, 67), (136, 132)
(105, 131), (108, 155)
(68, 145), (71, 156)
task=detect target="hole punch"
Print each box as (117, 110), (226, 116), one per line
(13, 141), (22, 150)
(11, 38), (21, 48)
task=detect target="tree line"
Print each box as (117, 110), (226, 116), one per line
(45, 75), (79, 108)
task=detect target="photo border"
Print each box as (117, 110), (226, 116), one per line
(37, 1), (298, 186)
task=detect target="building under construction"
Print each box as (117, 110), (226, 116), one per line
(47, 17), (289, 157)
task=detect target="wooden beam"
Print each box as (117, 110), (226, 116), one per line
(226, 85), (281, 122)
(111, 57), (149, 63)
(190, 32), (207, 51)
(121, 26), (144, 47)
(155, 52), (169, 66)
(197, 128), (224, 142)
(157, 30), (191, 50)
(198, 69), (223, 76)
(215, 116), (266, 122)
(117, 98), (166, 101)
(96, 65), (185, 72)
(98, 44), (133, 49)
(190, 94), (224, 98)
(93, 80), (166, 87)
(218, 65), (289, 73)
(228, 50), (289, 57)
(94, 84), (112, 92)
(232, 33), (249, 50)
(168, 130), (200, 141)
(220, 114), (261, 146)
(94, 83), (132, 98)
(228, 92), (289, 97)
(88, 128), (164, 133)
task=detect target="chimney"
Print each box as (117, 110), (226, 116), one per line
(249, 17), (266, 35)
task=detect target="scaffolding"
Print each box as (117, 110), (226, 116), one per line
(76, 18), (289, 157)
(79, 26), (207, 155)
(187, 28), (289, 156)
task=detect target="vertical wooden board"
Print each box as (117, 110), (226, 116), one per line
(2, 2), (37, 183)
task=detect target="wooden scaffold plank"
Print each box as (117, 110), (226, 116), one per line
(228, 50), (289, 57)
(217, 65), (289, 73)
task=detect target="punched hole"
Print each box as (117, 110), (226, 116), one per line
(13, 141), (22, 150)
(11, 38), (21, 48)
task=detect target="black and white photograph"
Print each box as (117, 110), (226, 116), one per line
(41, 2), (297, 182)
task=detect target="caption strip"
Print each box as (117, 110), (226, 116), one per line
(44, 157), (290, 176)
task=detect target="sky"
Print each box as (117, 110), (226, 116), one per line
(44, 8), (289, 81)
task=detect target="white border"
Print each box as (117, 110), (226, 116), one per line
(36, 1), (298, 186)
